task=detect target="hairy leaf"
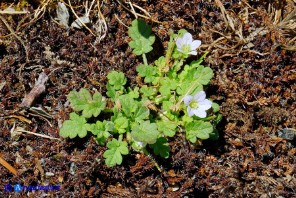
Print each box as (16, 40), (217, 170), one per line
(177, 65), (213, 96)
(136, 64), (158, 83)
(211, 102), (220, 113)
(128, 87), (140, 99)
(185, 120), (213, 143)
(195, 66), (213, 85)
(150, 137), (170, 158)
(128, 19), (155, 55)
(103, 139), (129, 167)
(88, 120), (113, 139)
(133, 104), (150, 122)
(114, 117), (129, 134)
(119, 94), (137, 118)
(107, 71), (127, 90)
(140, 85), (157, 98)
(106, 83), (116, 100)
(131, 120), (159, 144)
(155, 56), (166, 72)
(162, 100), (174, 112)
(157, 120), (177, 137)
(159, 78), (177, 97)
(68, 88), (106, 118)
(59, 113), (89, 138)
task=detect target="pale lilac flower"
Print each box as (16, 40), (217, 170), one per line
(184, 91), (212, 118)
(176, 32), (201, 55)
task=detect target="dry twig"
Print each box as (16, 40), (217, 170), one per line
(21, 72), (49, 108)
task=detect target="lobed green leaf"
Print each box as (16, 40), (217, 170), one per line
(68, 88), (106, 118)
(106, 83), (116, 100)
(159, 78), (177, 97)
(107, 71), (127, 90)
(177, 66), (213, 96)
(185, 120), (213, 143)
(133, 103), (150, 122)
(88, 120), (113, 139)
(128, 19), (155, 55)
(59, 113), (89, 138)
(103, 139), (129, 167)
(127, 87), (140, 99)
(157, 120), (177, 137)
(150, 137), (170, 158)
(119, 94), (137, 118)
(211, 102), (220, 113)
(140, 85), (157, 98)
(136, 64), (158, 83)
(114, 117), (129, 134)
(131, 120), (159, 144)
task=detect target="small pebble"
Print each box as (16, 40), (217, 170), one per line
(45, 172), (55, 177)
(277, 128), (296, 140)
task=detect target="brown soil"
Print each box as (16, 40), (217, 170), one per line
(0, 0), (295, 197)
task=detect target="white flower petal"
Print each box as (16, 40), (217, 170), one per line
(188, 51), (197, 55)
(190, 40), (201, 50)
(176, 38), (183, 49)
(183, 33), (193, 45)
(184, 95), (193, 106)
(193, 108), (207, 118)
(198, 99), (212, 111)
(193, 91), (206, 102)
(187, 107), (194, 117)
(135, 141), (147, 148)
(177, 47), (184, 53)
(176, 32), (202, 56)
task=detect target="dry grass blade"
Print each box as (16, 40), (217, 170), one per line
(114, 13), (128, 28)
(68, 0), (96, 36)
(0, 15), (29, 62)
(0, 9), (29, 15)
(94, 0), (108, 43)
(281, 43), (296, 51)
(66, 0), (108, 43)
(0, 154), (17, 176)
(15, 129), (62, 141)
(214, 0), (244, 42)
(268, 2), (283, 24)
(116, 0), (160, 23)
(34, 0), (52, 20)
(274, 5), (296, 50)
(277, 7), (296, 36)
(131, 2), (151, 18)
(5, 115), (32, 124)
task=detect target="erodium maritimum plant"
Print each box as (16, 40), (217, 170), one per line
(60, 19), (222, 167)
